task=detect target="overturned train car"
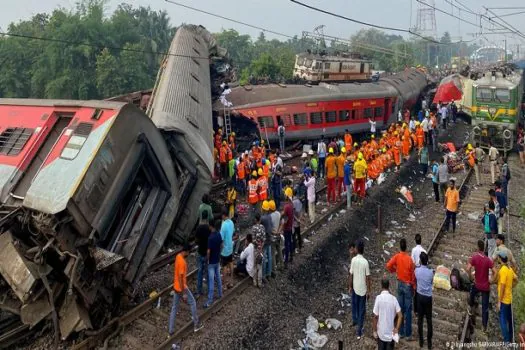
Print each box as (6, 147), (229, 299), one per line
(0, 25), (217, 341)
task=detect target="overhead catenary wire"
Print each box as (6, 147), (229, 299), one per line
(289, 0), (477, 45)
(164, 0), (295, 39)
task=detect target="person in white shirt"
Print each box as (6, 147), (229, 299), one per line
(369, 118), (377, 136)
(303, 171), (316, 223)
(422, 100), (427, 110)
(317, 138), (327, 179)
(397, 110), (402, 122)
(409, 118), (416, 133)
(373, 278), (403, 349)
(440, 105), (448, 129)
(421, 117), (429, 145)
(235, 233), (255, 277)
(349, 240), (371, 340)
(488, 142), (499, 184)
(411, 234), (427, 267)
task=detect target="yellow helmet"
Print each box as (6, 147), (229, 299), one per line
(358, 152), (364, 160)
(394, 131), (399, 136)
(341, 147), (346, 153)
(269, 200), (276, 211)
(467, 143), (473, 150)
(382, 147), (387, 152)
(328, 147), (334, 154)
(258, 168), (263, 176)
(402, 123), (407, 128)
(261, 200), (270, 211)
(353, 142), (358, 147)
(231, 132), (236, 136)
(222, 141), (227, 145)
(252, 171), (257, 177)
(261, 139), (265, 144)
(416, 121), (421, 126)
(371, 134), (375, 139)
(284, 187), (293, 199)
(218, 128), (222, 132)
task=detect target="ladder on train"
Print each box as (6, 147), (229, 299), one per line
(223, 107), (232, 139)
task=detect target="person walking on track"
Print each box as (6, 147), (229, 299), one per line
(493, 251), (518, 343)
(168, 244), (203, 335)
(444, 179), (460, 233)
(317, 137), (327, 178)
(353, 152), (368, 205)
(349, 240), (370, 340)
(325, 148), (337, 205)
(386, 238), (416, 341)
(373, 278), (403, 350)
(415, 252), (433, 350)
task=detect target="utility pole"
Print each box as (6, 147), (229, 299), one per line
(504, 38), (507, 62)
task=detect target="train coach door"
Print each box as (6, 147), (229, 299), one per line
(384, 98), (392, 124)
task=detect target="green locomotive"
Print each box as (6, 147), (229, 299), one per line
(470, 67), (524, 151)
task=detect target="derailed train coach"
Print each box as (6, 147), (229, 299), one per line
(0, 25), (216, 341)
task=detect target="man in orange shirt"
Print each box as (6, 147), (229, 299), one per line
(336, 147), (346, 199)
(415, 124), (425, 149)
(386, 238), (416, 340)
(325, 148), (337, 205)
(219, 141), (229, 180)
(168, 244), (203, 335)
(402, 136), (410, 159)
(444, 179), (460, 233)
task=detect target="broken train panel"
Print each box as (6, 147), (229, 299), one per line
(147, 24), (218, 243)
(0, 99), (180, 339)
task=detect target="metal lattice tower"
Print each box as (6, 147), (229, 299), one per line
(415, 0), (438, 40)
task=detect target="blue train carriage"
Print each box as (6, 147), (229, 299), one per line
(471, 67), (524, 151)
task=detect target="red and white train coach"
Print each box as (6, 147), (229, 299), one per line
(217, 69), (428, 142)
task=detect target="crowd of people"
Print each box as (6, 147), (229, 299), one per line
(169, 102), (522, 348)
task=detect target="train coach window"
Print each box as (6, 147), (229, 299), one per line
(277, 115), (292, 126)
(293, 113), (308, 125)
(339, 110), (350, 121)
(61, 122), (93, 160)
(495, 89), (510, 103)
(324, 62), (331, 69)
(325, 111), (337, 123)
(476, 88), (492, 102)
(258, 116), (274, 128)
(310, 112), (323, 124)
(374, 107), (384, 118)
(363, 108), (373, 119)
(0, 127), (33, 156)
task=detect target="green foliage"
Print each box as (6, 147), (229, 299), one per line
(0, 0), (172, 99)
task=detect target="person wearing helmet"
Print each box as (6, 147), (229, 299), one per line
(325, 147), (337, 205)
(260, 200), (273, 281)
(280, 187), (295, 265)
(226, 182), (237, 219)
(257, 167), (268, 203)
(219, 141), (230, 180)
(228, 132), (236, 151)
(248, 171), (259, 220)
(308, 150), (318, 176)
(353, 152), (368, 204)
(465, 144), (479, 185)
(228, 151), (237, 183)
(344, 156), (353, 209)
(336, 147), (346, 199)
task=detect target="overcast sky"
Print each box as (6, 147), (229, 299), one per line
(1, 0), (524, 55)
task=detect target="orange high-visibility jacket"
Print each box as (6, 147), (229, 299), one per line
(248, 179), (259, 204)
(219, 146), (227, 163)
(344, 133), (353, 150)
(257, 176), (268, 201)
(336, 154), (345, 178)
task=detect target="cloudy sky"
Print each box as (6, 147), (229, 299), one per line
(1, 0), (524, 54)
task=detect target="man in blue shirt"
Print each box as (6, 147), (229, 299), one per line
(494, 181), (507, 234)
(206, 219), (223, 308)
(415, 252), (434, 350)
(431, 160), (439, 202)
(344, 157), (353, 209)
(220, 209), (236, 288)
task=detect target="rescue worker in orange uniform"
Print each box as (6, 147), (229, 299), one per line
(325, 148), (337, 205)
(228, 132), (236, 151)
(415, 122), (425, 149)
(219, 141), (229, 180)
(257, 168), (268, 203)
(367, 155), (380, 180)
(393, 132), (402, 171)
(370, 134), (378, 149)
(248, 171), (259, 219)
(344, 130), (353, 153)
(402, 135), (411, 159)
(236, 154), (246, 196)
(336, 147), (346, 199)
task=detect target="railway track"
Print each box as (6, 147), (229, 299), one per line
(361, 156), (519, 349)
(69, 182), (340, 350)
